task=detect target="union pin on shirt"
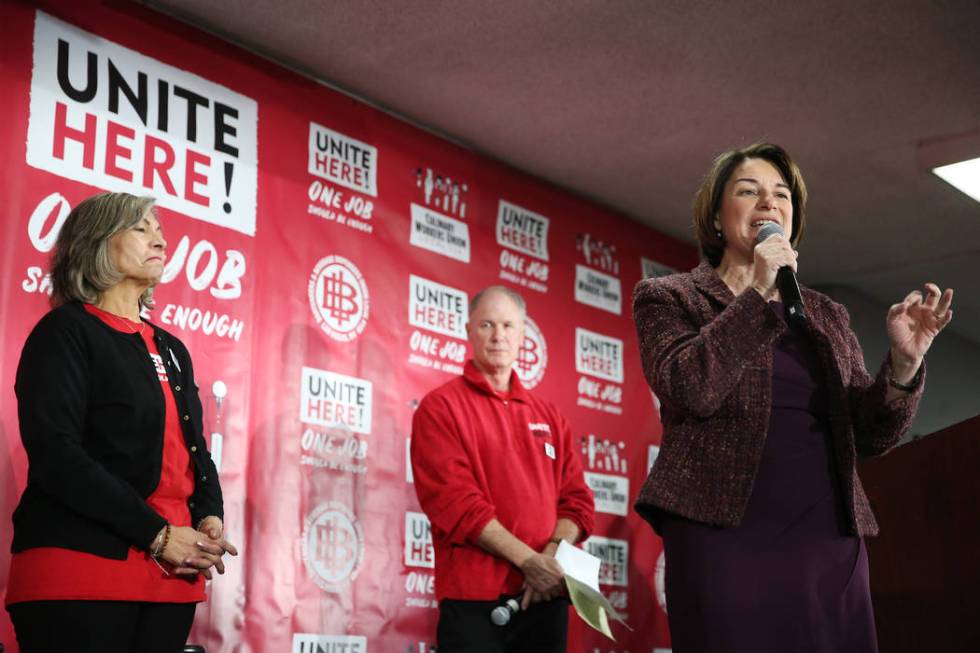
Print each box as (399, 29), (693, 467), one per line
(544, 442), (556, 460)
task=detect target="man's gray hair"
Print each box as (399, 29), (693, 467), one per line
(468, 285), (527, 319)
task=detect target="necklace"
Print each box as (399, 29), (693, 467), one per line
(104, 311), (146, 335)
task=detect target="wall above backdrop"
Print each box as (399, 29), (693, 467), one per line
(143, 0), (980, 347)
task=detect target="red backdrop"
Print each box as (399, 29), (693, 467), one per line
(0, 2), (696, 651)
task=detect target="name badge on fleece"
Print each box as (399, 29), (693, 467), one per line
(544, 442), (556, 460)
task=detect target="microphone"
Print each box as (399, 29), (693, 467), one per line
(490, 597), (521, 626)
(756, 222), (806, 323)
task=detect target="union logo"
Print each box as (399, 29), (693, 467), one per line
(301, 502), (365, 593)
(308, 255), (370, 342)
(514, 315), (547, 390)
(576, 233), (620, 275)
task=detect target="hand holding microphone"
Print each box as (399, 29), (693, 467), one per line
(753, 222), (806, 322)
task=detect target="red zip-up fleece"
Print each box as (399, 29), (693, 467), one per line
(410, 360), (594, 601)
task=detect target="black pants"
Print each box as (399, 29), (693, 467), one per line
(8, 600), (197, 653)
(437, 596), (569, 653)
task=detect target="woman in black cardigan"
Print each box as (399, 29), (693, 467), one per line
(6, 192), (237, 653)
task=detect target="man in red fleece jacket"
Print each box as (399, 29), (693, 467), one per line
(411, 285), (594, 652)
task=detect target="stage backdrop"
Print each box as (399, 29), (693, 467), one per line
(0, 2), (696, 651)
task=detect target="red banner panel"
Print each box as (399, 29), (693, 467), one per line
(0, 2), (695, 651)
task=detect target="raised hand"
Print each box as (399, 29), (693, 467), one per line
(886, 283), (953, 375)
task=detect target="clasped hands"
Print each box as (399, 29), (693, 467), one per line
(155, 516), (239, 579)
(518, 543), (566, 610)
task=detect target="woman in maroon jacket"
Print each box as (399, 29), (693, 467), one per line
(633, 143), (953, 653)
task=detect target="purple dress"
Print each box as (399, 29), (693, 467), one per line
(660, 303), (878, 652)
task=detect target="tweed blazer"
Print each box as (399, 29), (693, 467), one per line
(633, 261), (923, 537)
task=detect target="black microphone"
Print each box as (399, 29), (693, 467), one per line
(756, 222), (806, 323)
(490, 596), (521, 626)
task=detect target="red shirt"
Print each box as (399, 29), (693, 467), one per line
(6, 305), (204, 604)
(410, 360), (594, 601)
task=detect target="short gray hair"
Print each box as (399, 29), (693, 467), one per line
(50, 191), (158, 310)
(468, 285), (527, 319)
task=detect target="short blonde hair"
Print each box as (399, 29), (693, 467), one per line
(50, 192), (158, 310)
(692, 143), (807, 266)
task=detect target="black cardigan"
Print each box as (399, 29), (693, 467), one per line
(11, 301), (223, 560)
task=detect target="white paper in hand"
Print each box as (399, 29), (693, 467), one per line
(554, 539), (601, 590)
(555, 540), (632, 640)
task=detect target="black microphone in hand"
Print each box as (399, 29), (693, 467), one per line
(756, 221), (806, 323)
(490, 596), (521, 626)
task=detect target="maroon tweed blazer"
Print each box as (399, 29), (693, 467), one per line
(633, 261), (924, 537)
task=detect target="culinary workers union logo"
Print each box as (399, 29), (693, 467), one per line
(514, 315), (547, 390)
(308, 255), (370, 342)
(301, 502), (365, 593)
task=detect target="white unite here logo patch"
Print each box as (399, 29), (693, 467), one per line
(575, 327), (624, 383)
(584, 535), (629, 587)
(514, 314), (547, 389)
(28, 11), (258, 235)
(299, 366), (373, 435)
(496, 199), (550, 261)
(307, 121), (378, 197)
(292, 633), (367, 653)
(404, 511), (434, 569)
(308, 255), (369, 342)
(301, 502), (365, 593)
(408, 274), (467, 340)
